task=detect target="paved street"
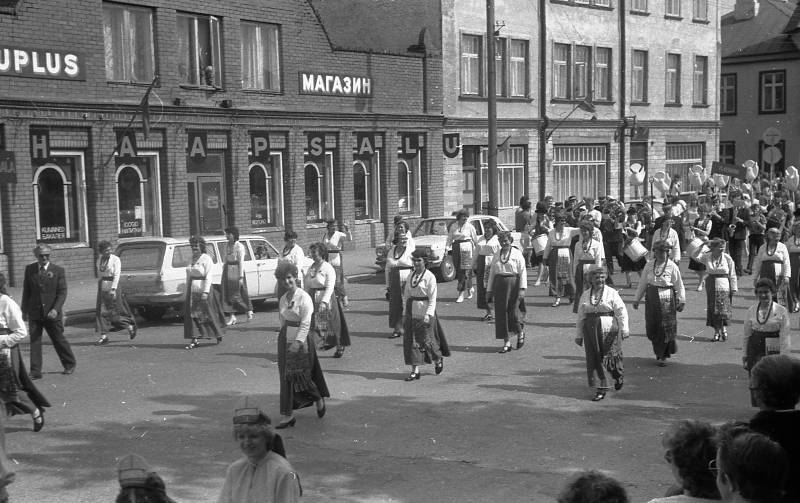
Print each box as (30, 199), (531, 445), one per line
(8, 265), (770, 503)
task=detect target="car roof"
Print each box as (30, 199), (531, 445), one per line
(117, 235), (272, 245)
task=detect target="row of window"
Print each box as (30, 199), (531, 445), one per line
(460, 35), (709, 106)
(718, 141), (787, 175)
(720, 71), (786, 115)
(103, 2), (281, 91)
(559, 0), (709, 20)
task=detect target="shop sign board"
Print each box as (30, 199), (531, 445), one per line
(0, 46), (84, 81)
(299, 72), (372, 97)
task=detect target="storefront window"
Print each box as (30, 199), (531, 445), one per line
(115, 155), (161, 238)
(304, 151), (334, 223)
(249, 154), (283, 228)
(33, 154), (87, 243)
(397, 157), (421, 215)
(353, 157), (380, 220)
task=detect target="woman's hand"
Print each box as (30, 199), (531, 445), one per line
(621, 331), (630, 340)
(676, 302), (685, 312)
(518, 288), (526, 298)
(239, 277), (244, 284)
(201, 292), (209, 300)
(423, 314), (431, 325)
(110, 288), (117, 298)
(320, 301), (329, 311)
(288, 340), (303, 353)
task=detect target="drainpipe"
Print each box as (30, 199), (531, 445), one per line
(618, 0), (626, 199)
(538, 0), (547, 200)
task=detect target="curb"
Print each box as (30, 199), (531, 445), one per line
(63, 309), (97, 327)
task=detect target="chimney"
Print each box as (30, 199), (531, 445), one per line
(734, 0), (759, 20)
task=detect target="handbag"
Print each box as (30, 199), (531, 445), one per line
(284, 343), (317, 394)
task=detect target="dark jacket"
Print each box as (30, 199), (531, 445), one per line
(21, 262), (67, 320)
(750, 410), (800, 503)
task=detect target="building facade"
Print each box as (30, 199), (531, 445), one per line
(720, 0), (800, 177)
(0, 0), (443, 283)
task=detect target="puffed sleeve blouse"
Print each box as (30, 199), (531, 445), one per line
(188, 253), (214, 294)
(486, 247), (528, 294)
(634, 259), (686, 305)
(304, 261), (336, 305)
(575, 286), (629, 340)
(743, 302), (791, 357)
(278, 288), (313, 344)
(97, 253), (122, 290)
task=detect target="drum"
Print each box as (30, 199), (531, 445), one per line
(623, 239), (647, 261)
(686, 237), (704, 258)
(532, 234), (548, 255)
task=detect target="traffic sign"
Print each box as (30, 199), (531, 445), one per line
(763, 146), (782, 165)
(762, 127), (782, 146)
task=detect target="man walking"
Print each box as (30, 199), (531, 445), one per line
(21, 244), (75, 379)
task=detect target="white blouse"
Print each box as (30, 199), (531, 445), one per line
(385, 244), (414, 289)
(475, 235), (501, 270)
(97, 253), (122, 290)
(752, 242), (792, 280)
(278, 288), (313, 344)
(278, 244), (307, 285)
(447, 222), (478, 250)
(575, 286), (630, 339)
(651, 227), (681, 263)
(403, 269), (437, 319)
(694, 251), (738, 292)
(543, 227), (579, 259)
(187, 253), (214, 294)
(486, 247), (528, 292)
(634, 259), (686, 305)
(323, 230), (347, 267)
(743, 302), (791, 356)
(304, 261), (336, 306)
(0, 294), (27, 348)
(573, 238), (605, 276)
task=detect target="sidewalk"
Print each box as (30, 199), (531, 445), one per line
(5, 247), (382, 326)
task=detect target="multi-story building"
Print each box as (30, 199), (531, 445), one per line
(0, 0), (443, 282)
(442, 0), (721, 222)
(720, 0), (799, 176)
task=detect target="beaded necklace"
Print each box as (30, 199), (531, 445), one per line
(392, 245), (407, 260)
(709, 252), (724, 270)
(756, 301), (773, 325)
(581, 238), (591, 254)
(766, 242), (777, 257)
(282, 244), (293, 257)
(99, 256), (109, 272)
(500, 247), (512, 264)
(653, 259), (668, 278)
(590, 286), (604, 306)
(410, 269), (424, 288)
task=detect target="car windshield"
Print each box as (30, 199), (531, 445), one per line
(117, 244), (165, 271)
(414, 219), (455, 237)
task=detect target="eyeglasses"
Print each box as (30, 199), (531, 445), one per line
(708, 459), (719, 474)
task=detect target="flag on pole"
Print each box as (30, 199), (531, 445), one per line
(577, 95), (595, 114)
(497, 135), (511, 153)
(139, 75), (159, 139)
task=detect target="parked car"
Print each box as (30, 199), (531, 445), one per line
(375, 214), (522, 282)
(115, 235), (311, 321)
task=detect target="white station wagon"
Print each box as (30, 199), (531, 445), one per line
(115, 235), (310, 321)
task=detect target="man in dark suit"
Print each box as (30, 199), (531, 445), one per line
(721, 190), (751, 276)
(21, 244), (75, 379)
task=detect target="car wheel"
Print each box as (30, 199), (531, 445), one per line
(138, 306), (167, 321)
(436, 255), (456, 282)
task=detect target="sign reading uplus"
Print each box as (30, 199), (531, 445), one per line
(299, 72), (372, 97)
(0, 46), (84, 81)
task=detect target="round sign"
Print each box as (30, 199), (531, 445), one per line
(763, 146), (782, 165)
(762, 127), (782, 146)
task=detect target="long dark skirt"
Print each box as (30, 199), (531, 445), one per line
(582, 313), (623, 389)
(705, 275), (732, 328)
(745, 329), (780, 406)
(548, 247), (573, 298)
(789, 252), (800, 313)
(453, 241), (474, 291)
(572, 259), (596, 313)
(95, 279), (137, 334)
(311, 293), (351, 349)
(221, 262), (252, 314)
(332, 263), (347, 299)
(688, 258), (706, 271)
(492, 275), (522, 340)
(277, 328), (329, 416)
(388, 267), (411, 329)
(620, 254), (647, 272)
(0, 345), (50, 416)
(476, 258), (491, 310)
(403, 303), (450, 365)
(644, 285), (678, 359)
(183, 280), (227, 340)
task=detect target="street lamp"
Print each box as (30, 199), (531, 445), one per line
(544, 96), (596, 141)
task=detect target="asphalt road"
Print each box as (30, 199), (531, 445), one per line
(7, 266), (771, 503)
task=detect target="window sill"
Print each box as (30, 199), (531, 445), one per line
(758, 109), (787, 115)
(355, 219), (382, 224)
(629, 9), (649, 15)
(630, 101), (650, 106)
(306, 222), (328, 229)
(593, 100), (615, 106)
(242, 89), (284, 96)
(458, 95), (533, 103)
(692, 103), (710, 108)
(664, 103), (682, 107)
(107, 80), (158, 88)
(459, 94), (485, 100)
(179, 84), (224, 92)
(42, 242), (90, 251)
(251, 226), (285, 232)
(550, 0), (613, 11)
(720, 112), (737, 116)
(550, 98), (602, 105)
(692, 18), (710, 24)
(664, 14), (683, 21)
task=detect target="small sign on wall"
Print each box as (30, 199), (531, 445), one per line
(299, 72), (373, 97)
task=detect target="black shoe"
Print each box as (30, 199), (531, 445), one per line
(712, 332), (720, 342)
(62, 366), (75, 375)
(320, 344), (335, 351)
(333, 347), (344, 358)
(32, 409), (44, 432)
(404, 371), (421, 381)
(388, 332), (401, 339)
(592, 391), (607, 401)
(30, 372), (42, 381)
(128, 325), (137, 340)
(516, 332), (525, 350)
(498, 345), (512, 354)
(316, 399), (326, 418)
(435, 359), (444, 375)
(614, 376), (624, 391)
(275, 417), (296, 429)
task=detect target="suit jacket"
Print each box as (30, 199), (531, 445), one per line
(21, 262), (67, 321)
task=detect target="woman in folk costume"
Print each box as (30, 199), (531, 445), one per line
(688, 204), (712, 292)
(276, 264), (329, 429)
(0, 273), (49, 432)
(784, 221), (800, 313)
(530, 202), (552, 286)
(221, 226), (254, 327)
(321, 219), (352, 307)
(184, 236), (226, 350)
(385, 231), (414, 338)
(486, 231), (527, 354)
(691, 238), (738, 342)
(447, 209), (479, 303)
(275, 229), (306, 300)
(633, 240), (686, 366)
(650, 216), (681, 264)
(572, 221), (605, 313)
(304, 243), (350, 359)
(474, 221), (501, 322)
(543, 212), (579, 307)
(619, 206), (646, 288)
(402, 249), (450, 381)
(751, 227), (791, 308)
(575, 266), (629, 401)
(94, 240), (137, 346)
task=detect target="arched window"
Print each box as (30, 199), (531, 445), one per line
(397, 156), (422, 215)
(353, 160), (369, 220)
(116, 164), (145, 237)
(305, 162), (322, 223)
(249, 157), (283, 228)
(33, 164), (77, 242)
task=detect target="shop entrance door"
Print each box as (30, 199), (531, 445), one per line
(194, 176), (225, 234)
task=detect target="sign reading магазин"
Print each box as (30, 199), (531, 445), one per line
(299, 72), (372, 97)
(0, 46), (84, 81)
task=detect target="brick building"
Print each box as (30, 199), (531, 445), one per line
(442, 0), (721, 223)
(0, 0), (444, 283)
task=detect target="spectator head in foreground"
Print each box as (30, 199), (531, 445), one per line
(557, 470), (629, 503)
(715, 423), (788, 503)
(116, 454), (176, 503)
(660, 419), (720, 500)
(749, 354), (800, 411)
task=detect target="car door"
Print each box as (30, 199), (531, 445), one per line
(247, 238), (280, 297)
(218, 240), (258, 299)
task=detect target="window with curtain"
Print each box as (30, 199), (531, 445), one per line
(594, 47), (611, 100)
(509, 40), (528, 97)
(553, 43), (570, 99)
(666, 142), (704, 182)
(573, 45), (591, 99)
(177, 12), (222, 87)
(304, 151), (334, 223)
(353, 156), (380, 220)
(632, 49), (648, 102)
(665, 53), (681, 104)
(552, 145), (607, 202)
(102, 2), (155, 82)
(116, 157), (161, 237)
(397, 158), (421, 215)
(693, 0), (707, 19)
(720, 74), (736, 114)
(33, 157), (86, 243)
(249, 155), (283, 228)
(461, 34), (482, 95)
(241, 21), (281, 91)
(693, 55), (708, 105)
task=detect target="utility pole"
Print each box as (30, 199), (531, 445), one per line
(486, 0), (498, 217)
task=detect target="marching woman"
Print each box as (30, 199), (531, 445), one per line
(402, 249), (450, 381)
(651, 216), (681, 264)
(385, 231), (414, 338)
(94, 240), (137, 346)
(531, 203), (552, 286)
(221, 227), (254, 327)
(575, 266), (629, 401)
(572, 221), (605, 313)
(0, 273), (50, 432)
(304, 243), (350, 358)
(447, 209), (479, 303)
(688, 204), (712, 292)
(619, 206), (646, 288)
(185, 236), (226, 350)
(751, 227), (791, 307)
(785, 221), (800, 313)
(543, 212), (578, 307)
(322, 219), (352, 307)
(275, 229), (307, 300)
(275, 264), (329, 429)
(692, 238), (738, 342)
(475, 221), (500, 322)
(743, 278), (791, 405)
(486, 231), (527, 354)
(632, 240), (686, 366)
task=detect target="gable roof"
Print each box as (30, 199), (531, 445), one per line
(722, 0), (800, 59)
(306, 0), (441, 56)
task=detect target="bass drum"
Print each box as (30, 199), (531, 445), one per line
(531, 234), (548, 255)
(686, 237), (705, 258)
(623, 239), (648, 261)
